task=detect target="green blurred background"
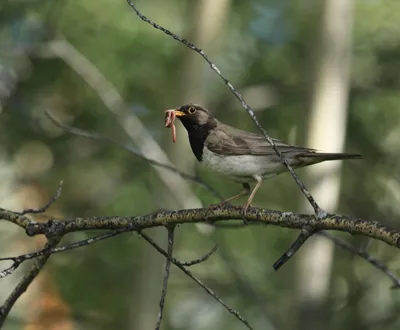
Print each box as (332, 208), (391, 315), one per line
(1, 0), (400, 329)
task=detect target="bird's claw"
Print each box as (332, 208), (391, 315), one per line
(240, 204), (252, 226)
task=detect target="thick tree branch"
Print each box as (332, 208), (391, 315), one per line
(1, 199), (399, 330)
(1, 206), (399, 249)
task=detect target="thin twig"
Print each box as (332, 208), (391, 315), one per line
(0, 259), (22, 279)
(140, 231), (253, 330)
(3, 206), (400, 250)
(155, 227), (175, 330)
(45, 111), (224, 201)
(273, 225), (314, 270)
(0, 236), (217, 279)
(319, 232), (400, 289)
(203, 221), (400, 286)
(180, 244), (219, 267)
(16, 181), (63, 215)
(0, 228), (131, 278)
(125, 0), (324, 272)
(0, 237), (61, 327)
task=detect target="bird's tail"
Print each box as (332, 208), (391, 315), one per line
(299, 152), (362, 161)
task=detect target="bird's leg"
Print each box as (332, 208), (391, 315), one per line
(205, 183), (250, 219)
(220, 183), (251, 205)
(242, 175), (264, 220)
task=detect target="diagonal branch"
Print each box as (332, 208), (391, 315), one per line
(140, 231), (253, 330)
(0, 236), (61, 327)
(198, 221), (400, 288)
(0, 228), (131, 278)
(273, 225), (314, 270)
(319, 232), (400, 289)
(0, 231), (217, 278)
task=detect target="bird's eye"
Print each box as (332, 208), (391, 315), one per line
(188, 106), (196, 114)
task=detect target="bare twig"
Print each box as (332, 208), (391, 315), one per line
(0, 228), (132, 278)
(319, 232), (400, 289)
(0, 258), (22, 279)
(273, 225), (314, 270)
(45, 111), (223, 201)
(140, 231), (253, 330)
(180, 244), (219, 267)
(125, 0), (324, 271)
(0, 232), (215, 278)
(216, 221), (400, 285)
(155, 227), (175, 330)
(214, 221), (400, 286)
(17, 181), (63, 215)
(0, 237), (61, 327)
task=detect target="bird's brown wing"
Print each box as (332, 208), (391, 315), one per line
(205, 123), (315, 156)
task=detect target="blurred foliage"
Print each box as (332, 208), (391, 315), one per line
(2, 0), (400, 329)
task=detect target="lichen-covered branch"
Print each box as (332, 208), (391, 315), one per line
(1, 206), (399, 249)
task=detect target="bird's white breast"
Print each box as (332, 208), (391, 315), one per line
(201, 147), (280, 182)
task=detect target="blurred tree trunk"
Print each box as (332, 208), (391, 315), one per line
(130, 2), (231, 329)
(293, 0), (354, 329)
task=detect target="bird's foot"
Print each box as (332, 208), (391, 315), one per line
(240, 203), (252, 226)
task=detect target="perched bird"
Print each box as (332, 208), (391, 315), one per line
(167, 103), (361, 216)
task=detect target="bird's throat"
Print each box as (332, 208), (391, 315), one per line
(178, 117), (217, 162)
(188, 125), (210, 162)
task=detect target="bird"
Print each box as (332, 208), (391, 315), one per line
(167, 103), (361, 217)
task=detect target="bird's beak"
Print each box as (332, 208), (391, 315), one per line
(174, 110), (185, 117)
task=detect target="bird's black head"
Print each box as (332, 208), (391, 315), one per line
(169, 104), (217, 161)
(173, 104), (217, 132)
